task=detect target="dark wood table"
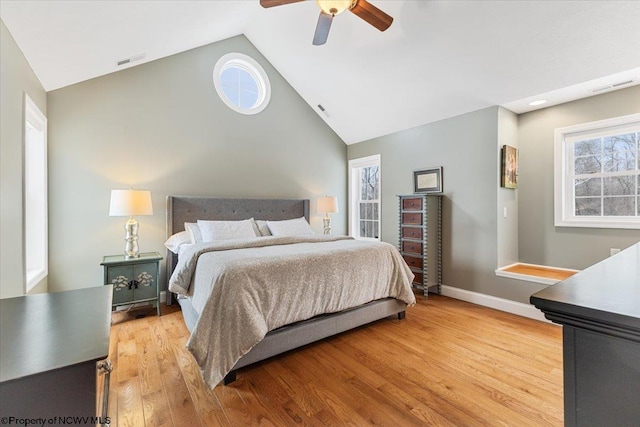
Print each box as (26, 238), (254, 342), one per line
(0, 286), (112, 425)
(531, 243), (640, 427)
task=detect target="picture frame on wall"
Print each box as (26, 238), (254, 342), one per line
(501, 145), (518, 189)
(414, 167), (443, 193)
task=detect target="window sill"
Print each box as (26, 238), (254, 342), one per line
(495, 263), (579, 286)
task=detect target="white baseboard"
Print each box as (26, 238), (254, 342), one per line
(440, 285), (549, 323)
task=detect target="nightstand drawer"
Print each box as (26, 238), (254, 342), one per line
(402, 240), (423, 254)
(412, 271), (423, 285)
(402, 227), (422, 239)
(402, 198), (423, 211)
(403, 255), (423, 269)
(402, 212), (423, 225)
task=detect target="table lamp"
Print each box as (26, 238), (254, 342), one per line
(317, 196), (338, 235)
(109, 189), (153, 258)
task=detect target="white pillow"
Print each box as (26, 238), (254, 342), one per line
(197, 218), (257, 241)
(184, 222), (202, 243)
(267, 217), (314, 236)
(164, 230), (191, 254)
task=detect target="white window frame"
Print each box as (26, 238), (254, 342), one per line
(348, 154), (381, 240)
(554, 113), (640, 229)
(212, 52), (271, 115)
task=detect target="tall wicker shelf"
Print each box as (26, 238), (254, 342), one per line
(398, 194), (443, 298)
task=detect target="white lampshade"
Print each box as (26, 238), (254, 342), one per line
(317, 196), (339, 214)
(109, 189), (153, 217)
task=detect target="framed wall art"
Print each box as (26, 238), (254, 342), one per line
(501, 145), (518, 189)
(414, 167), (443, 193)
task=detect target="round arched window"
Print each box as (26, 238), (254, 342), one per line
(213, 53), (271, 115)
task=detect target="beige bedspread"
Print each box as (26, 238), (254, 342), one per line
(169, 235), (416, 387)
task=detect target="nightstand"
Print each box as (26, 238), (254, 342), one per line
(101, 251), (163, 316)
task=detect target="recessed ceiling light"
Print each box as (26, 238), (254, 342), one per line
(528, 99), (547, 106)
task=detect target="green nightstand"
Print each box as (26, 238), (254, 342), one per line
(101, 251), (163, 316)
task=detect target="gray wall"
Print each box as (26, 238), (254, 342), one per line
(348, 107), (543, 303)
(497, 107), (519, 268)
(0, 20), (48, 298)
(46, 35), (346, 293)
(518, 85), (640, 269)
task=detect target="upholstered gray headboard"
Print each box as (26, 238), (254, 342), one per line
(165, 196), (310, 295)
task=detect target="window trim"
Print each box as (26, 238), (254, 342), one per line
(212, 52), (271, 115)
(348, 154), (381, 240)
(554, 113), (640, 229)
(23, 94), (48, 292)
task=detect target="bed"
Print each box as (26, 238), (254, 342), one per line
(166, 196), (416, 387)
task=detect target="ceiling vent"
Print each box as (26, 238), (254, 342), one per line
(318, 104), (330, 118)
(591, 79), (635, 94)
(116, 53), (145, 67)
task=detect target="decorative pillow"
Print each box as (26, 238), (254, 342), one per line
(266, 217), (314, 236)
(254, 219), (272, 236)
(164, 230), (191, 254)
(184, 222), (202, 243)
(197, 218), (257, 241)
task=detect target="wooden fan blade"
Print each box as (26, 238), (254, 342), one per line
(312, 12), (333, 46)
(350, 0), (393, 31)
(260, 0), (304, 8)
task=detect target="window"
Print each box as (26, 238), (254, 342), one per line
(213, 52), (271, 115)
(554, 113), (640, 229)
(349, 154), (381, 240)
(24, 94), (48, 292)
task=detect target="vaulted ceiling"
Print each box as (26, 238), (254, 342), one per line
(2, 0), (639, 144)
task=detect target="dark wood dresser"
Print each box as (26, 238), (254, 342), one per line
(531, 243), (640, 427)
(398, 194), (443, 297)
(0, 286), (112, 426)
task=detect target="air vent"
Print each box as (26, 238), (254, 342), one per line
(115, 53), (146, 67)
(591, 79), (635, 93)
(317, 104), (330, 117)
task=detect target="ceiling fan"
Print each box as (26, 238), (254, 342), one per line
(260, 0), (393, 46)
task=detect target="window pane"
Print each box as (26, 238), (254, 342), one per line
(373, 203), (379, 220)
(603, 176), (635, 196)
(603, 197), (635, 216)
(220, 67), (239, 87)
(575, 197), (601, 216)
(603, 150), (635, 172)
(574, 138), (601, 156)
(574, 156), (601, 174)
(371, 166), (379, 199)
(221, 84), (239, 106)
(604, 133), (635, 152)
(239, 90), (258, 109)
(239, 68), (259, 93)
(373, 221), (379, 238)
(575, 178), (601, 197)
(360, 166), (379, 201)
(360, 221), (366, 236)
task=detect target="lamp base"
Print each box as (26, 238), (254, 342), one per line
(124, 217), (140, 258)
(323, 215), (331, 235)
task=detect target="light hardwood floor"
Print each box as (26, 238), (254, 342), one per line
(108, 295), (563, 426)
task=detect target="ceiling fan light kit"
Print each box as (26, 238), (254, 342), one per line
(316, 0), (355, 15)
(260, 0), (392, 46)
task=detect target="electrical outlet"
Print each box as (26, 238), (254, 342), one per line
(610, 248), (621, 256)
